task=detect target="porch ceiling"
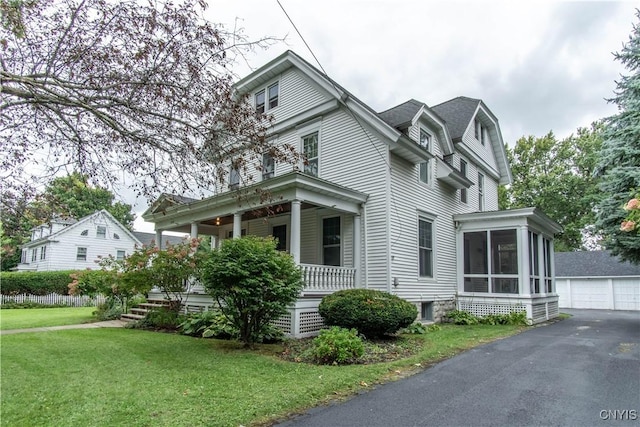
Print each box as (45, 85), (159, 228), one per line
(143, 172), (368, 231)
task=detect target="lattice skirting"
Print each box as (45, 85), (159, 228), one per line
(458, 302), (525, 316)
(458, 295), (560, 324)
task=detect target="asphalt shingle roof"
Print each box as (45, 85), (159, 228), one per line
(431, 96), (481, 142)
(378, 99), (424, 129)
(555, 250), (640, 277)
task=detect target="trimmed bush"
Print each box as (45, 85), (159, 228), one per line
(312, 326), (364, 365)
(0, 270), (103, 295)
(318, 289), (418, 338)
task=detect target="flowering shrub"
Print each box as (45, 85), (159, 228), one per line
(621, 193), (640, 233)
(69, 238), (204, 313)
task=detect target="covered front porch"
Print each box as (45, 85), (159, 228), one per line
(453, 208), (563, 324)
(143, 172), (369, 299)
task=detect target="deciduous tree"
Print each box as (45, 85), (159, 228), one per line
(595, 11), (640, 264)
(502, 124), (603, 252)
(1, 0), (295, 199)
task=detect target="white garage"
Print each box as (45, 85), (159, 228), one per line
(555, 251), (640, 311)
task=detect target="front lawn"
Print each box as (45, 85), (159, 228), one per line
(1, 324), (523, 426)
(0, 307), (96, 330)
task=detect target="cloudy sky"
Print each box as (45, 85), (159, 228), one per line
(134, 0), (638, 231)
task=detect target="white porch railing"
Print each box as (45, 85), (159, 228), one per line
(300, 264), (356, 293)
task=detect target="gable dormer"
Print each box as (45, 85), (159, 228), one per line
(432, 96), (511, 185)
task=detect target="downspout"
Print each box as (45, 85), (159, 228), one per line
(386, 149), (392, 293)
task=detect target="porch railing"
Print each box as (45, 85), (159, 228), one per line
(300, 264), (356, 293)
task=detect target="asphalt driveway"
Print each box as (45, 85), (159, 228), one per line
(278, 310), (640, 426)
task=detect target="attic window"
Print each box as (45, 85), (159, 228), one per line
(80, 229), (89, 236)
(97, 226), (106, 239)
(475, 120), (486, 146)
(113, 233), (120, 240)
(255, 90), (265, 114)
(268, 82), (279, 109)
(255, 81), (279, 115)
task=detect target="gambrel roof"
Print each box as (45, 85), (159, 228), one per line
(431, 96), (481, 142)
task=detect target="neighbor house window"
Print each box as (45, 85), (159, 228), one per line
(262, 152), (275, 180)
(32, 248), (37, 262)
(322, 216), (341, 266)
(77, 247), (87, 261)
(478, 173), (485, 211)
(419, 129), (432, 185)
(460, 160), (468, 203)
(229, 166), (240, 190)
(303, 132), (319, 177)
(80, 229), (88, 236)
(113, 233), (120, 240)
(21, 250), (27, 264)
(418, 218), (433, 277)
(116, 250), (126, 261)
(272, 224), (287, 251)
(255, 90), (265, 114)
(97, 226), (106, 239)
(40, 245), (46, 260)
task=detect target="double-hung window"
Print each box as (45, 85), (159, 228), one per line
(478, 172), (485, 211)
(31, 249), (37, 262)
(40, 245), (46, 260)
(418, 218), (433, 277)
(77, 247), (87, 261)
(322, 217), (341, 266)
(419, 129), (432, 185)
(97, 225), (106, 239)
(116, 250), (126, 261)
(460, 160), (468, 203)
(255, 81), (279, 114)
(262, 152), (275, 180)
(229, 166), (240, 190)
(303, 132), (319, 177)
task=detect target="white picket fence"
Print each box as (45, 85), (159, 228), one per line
(1, 293), (107, 307)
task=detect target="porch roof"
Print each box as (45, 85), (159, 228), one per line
(143, 172), (369, 231)
(453, 207), (562, 236)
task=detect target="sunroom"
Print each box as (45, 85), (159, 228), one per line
(453, 208), (563, 324)
(142, 172), (368, 334)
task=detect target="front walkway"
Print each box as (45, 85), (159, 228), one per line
(0, 319), (127, 335)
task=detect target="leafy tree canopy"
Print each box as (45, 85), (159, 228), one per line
(1, 0), (295, 199)
(595, 10), (640, 264)
(501, 124), (603, 252)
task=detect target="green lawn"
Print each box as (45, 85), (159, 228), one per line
(0, 307), (96, 330)
(0, 324), (523, 426)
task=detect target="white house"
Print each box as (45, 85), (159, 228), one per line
(142, 51), (562, 336)
(17, 210), (141, 272)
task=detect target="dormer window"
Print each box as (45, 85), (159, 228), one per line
(475, 119), (486, 146)
(419, 129), (432, 185)
(255, 81), (279, 114)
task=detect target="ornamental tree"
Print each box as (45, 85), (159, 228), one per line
(595, 11), (640, 264)
(1, 0), (297, 199)
(201, 236), (304, 347)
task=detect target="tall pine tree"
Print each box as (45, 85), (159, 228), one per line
(596, 10), (640, 264)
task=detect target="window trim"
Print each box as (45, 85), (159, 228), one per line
(76, 247), (87, 261)
(416, 212), (437, 280)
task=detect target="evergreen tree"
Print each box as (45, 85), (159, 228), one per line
(595, 11), (640, 264)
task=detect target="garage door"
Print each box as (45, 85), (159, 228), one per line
(557, 278), (640, 310)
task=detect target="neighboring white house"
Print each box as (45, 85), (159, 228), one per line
(142, 50), (562, 336)
(17, 210), (141, 272)
(556, 251), (640, 311)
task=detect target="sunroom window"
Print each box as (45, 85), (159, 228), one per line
(463, 229), (519, 294)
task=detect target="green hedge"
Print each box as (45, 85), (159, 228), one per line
(0, 270), (100, 295)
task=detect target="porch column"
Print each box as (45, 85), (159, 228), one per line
(155, 229), (163, 249)
(290, 200), (301, 264)
(233, 212), (242, 238)
(190, 222), (199, 239)
(353, 212), (361, 285)
(519, 226), (530, 296)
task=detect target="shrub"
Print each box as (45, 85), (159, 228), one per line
(445, 310), (479, 325)
(311, 326), (365, 365)
(135, 307), (185, 330)
(180, 310), (238, 340)
(401, 322), (428, 334)
(200, 236), (304, 347)
(0, 270), (98, 295)
(318, 289), (418, 338)
(93, 302), (123, 321)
